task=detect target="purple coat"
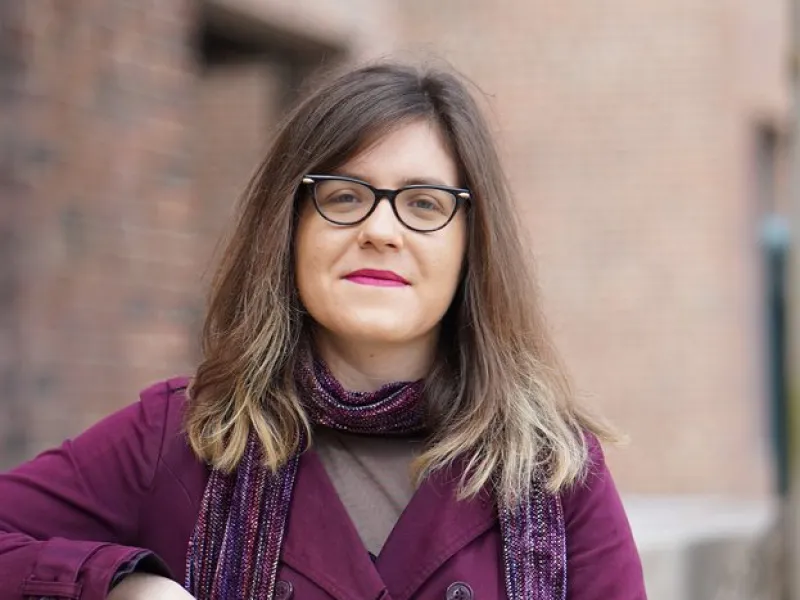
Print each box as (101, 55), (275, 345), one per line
(0, 378), (647, 600)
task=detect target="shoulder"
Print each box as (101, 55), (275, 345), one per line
(138, 376), (190, 408)
(136, 376), (197, 464)
(559, 432), (613, 519)
(558, 433), (647, 597)
(136, 376), (191, 432)
(52, 377), (191, 461)
(77, 377), (194, 469)
(137, 377), (210, 513)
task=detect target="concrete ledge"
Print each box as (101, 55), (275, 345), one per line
(624, 496), (780, 600)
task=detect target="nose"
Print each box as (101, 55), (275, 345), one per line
(356, 196), (404, 250)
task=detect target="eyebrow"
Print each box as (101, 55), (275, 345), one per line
(333, 170), (454, 188)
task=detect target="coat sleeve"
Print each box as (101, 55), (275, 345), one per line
(562, 434), (648, 600)
(0, 381), (178, 600)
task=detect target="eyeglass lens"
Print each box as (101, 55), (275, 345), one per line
(313, 179), (457, 231)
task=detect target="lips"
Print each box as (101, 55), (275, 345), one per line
(343, 269), (410, 287)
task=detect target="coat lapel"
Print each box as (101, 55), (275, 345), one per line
(281, 450), (387, 600)
(282, 451), (497, 600)
(376, 465), (497, 600)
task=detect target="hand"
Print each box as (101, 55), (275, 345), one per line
(107, 573), (195, 599)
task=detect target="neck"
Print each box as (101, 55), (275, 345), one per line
(312, 328), (438, 392)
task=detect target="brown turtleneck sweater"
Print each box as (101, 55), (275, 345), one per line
(313, 427), (423, 555)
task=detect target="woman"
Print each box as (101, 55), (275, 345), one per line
(0, 63), (646, 599)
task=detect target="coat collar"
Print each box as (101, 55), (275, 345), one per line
(282, 450), (497, 600)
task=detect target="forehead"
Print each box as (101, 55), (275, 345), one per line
(338, 120), (460, 188)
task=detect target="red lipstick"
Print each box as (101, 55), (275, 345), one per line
(343, 269), (410, 287)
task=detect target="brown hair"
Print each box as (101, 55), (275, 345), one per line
(186, 62), (614, 505)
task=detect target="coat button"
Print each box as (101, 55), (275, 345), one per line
(446, 581), (474, 600)
(275, 580), (294, 600)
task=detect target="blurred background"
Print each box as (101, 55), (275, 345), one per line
(1, 1), (798, 598)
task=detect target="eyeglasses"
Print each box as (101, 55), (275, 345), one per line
(300, 174), (471, 233)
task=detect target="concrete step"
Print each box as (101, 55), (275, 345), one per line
(624, 496), (780, 600)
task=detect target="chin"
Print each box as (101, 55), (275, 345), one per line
(349, 326), (416, 345)
(337, 315), (419, 344)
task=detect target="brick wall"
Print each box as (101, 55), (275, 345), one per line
(1, 0), (790, 497)
(397, 0), (789, 495)
(0, 2), (28, 465)
(1, 1), (200, 465)
(0, 1), (347, 466)
(195, 61), (286, 281)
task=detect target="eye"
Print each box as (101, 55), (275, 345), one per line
(407, 194), (446, 213)
(411, 198), (434, 209)
(315, 181), (372, 207)
(327, 191), (362, 204)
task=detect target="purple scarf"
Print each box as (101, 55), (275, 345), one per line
(186, 354), (567, 599)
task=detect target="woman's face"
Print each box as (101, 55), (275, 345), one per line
(295, 120), (467, 348)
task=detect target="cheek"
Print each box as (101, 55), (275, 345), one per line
(296, 250), (331, 327)
(423, 223), (467, 299)
(442, 219), (467, 277)
(294, 211), (326, 301)
(294, 212), (352, 321)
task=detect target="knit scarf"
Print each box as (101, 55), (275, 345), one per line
(186, 354), (567, 599)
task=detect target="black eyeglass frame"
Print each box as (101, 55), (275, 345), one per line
(300, 174), (471, 233)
